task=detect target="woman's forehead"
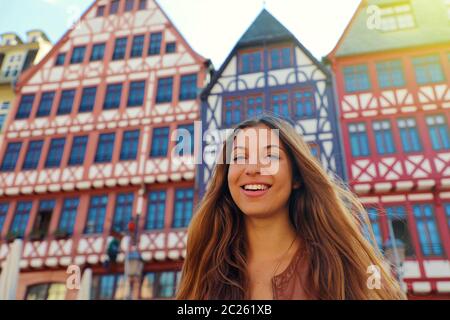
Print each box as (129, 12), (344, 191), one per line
(232, 125), (283, 150)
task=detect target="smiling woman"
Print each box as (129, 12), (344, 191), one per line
(177, 114), (406, 300)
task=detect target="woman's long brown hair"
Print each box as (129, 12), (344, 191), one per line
(177, 115), (406, 300)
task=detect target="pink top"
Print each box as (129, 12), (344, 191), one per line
(271, 246), (312, 300)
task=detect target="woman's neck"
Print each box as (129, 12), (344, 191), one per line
(245, 208), (298, 261)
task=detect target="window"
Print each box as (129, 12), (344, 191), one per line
(294, 89), (315, 118)
(26, 283), (66, 300)
(58, 198), (79, 236)
(380, 3), (415, 31)
(112, 193), (134, 232)
(349, 123), (370, 157)
(120, 130), (140, 160)
(112, 37), (128, 60)
(150, 127), (169, 157)
(138, 0), (147, 10)
(109, 0), (120, 14)
(130, 35), (145, 58)
(125, 0), (134, 12)
(95, 133), (116, 163)
(10, 201), (32, 238)
(413, 55), (445, 84)
(365, 207), (383, 249)
(398, 118), (422, 152)
(444, 203), (450, 230)
(343, 65), (371, 93)
(45, 138), (66, 168)
(156, 77), (173, 103)
(385, 206), (415, 257)
(308, 144), (319, 158)
(224, 98), (242, 126)
(246, 96), (264, 118)
(128, 80), (146, 107)
(270, 47), (292, 69)
(70, 46), (86, 64)
(36, 92), (55, 117)
(165, 42), (176, 53)
(148, 32), (162, 55)
(0, 203), (9, 234)
(1, 142), (22, 172)
(91, 274), (124, 300)
(57, 89), (75, 115)
(426, 115), (450, 151)
(85, 195), (108, 234)
(1, 101), (10, 110)
(145, 190), (166, 230)
(32, 200), (55, 239)
(97, 5), (105, 17)
(0, 114), (4, 131)
(240, 51), (262, 73)
(55, 53), (66, 66)
(412, 204), (443, 257)
(23, 140), (44, 170)
(16, 94), (35, 119)
(179, 74), (197, 101)
(376, 60), (405, 88)
(68, 136), (88, 166)
(175, 124), (194, 156)
(79, 87), (97, 112)
(90, 43), (105, 61)
(271, 93), (290, 118)
(172, 188), (194, 228)
(141, 271), (180, 299)
(103, 84), (122, 109)
(373, 120), (396, 155)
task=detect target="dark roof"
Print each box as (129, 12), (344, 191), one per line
(201, 9), (330, 99)
(237, 9), (293, 48)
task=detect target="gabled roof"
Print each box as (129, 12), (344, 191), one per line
(238, 9), (293, 48)
(329, 0), (450, 59)
(202, 9), (330, 99)
(16, 0), (208, 91)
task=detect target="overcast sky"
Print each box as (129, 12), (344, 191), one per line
(0, 0), (360, 66)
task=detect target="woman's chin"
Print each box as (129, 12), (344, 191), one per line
(241, 208), (273, 218)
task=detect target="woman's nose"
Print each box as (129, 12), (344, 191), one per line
(244, 163), (261, 176)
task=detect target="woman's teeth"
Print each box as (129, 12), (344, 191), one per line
(242, 184), (269, 191)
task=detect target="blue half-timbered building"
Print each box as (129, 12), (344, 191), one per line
(199, 9), (345, 195)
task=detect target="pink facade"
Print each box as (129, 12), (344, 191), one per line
(0, 0), (209, 299)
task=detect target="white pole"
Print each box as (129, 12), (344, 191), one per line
(387, 219), (405, 291)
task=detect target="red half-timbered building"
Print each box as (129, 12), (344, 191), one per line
(0, 0), (209, 300)
(329, 0), (450, 299)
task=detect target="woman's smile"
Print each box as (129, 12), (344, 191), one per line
(240, 183), (272, 198)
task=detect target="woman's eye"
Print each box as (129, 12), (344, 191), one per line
(266, 154), (280, 160)
(233, 155), (246, 161)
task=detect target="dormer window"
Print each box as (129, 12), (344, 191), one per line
(380, 2), (415, 32)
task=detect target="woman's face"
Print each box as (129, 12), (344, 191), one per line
(227, 124), (299, 218)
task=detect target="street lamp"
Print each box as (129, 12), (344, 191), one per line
(123, 186), (146, 300)
(127, 250), (144, 278)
